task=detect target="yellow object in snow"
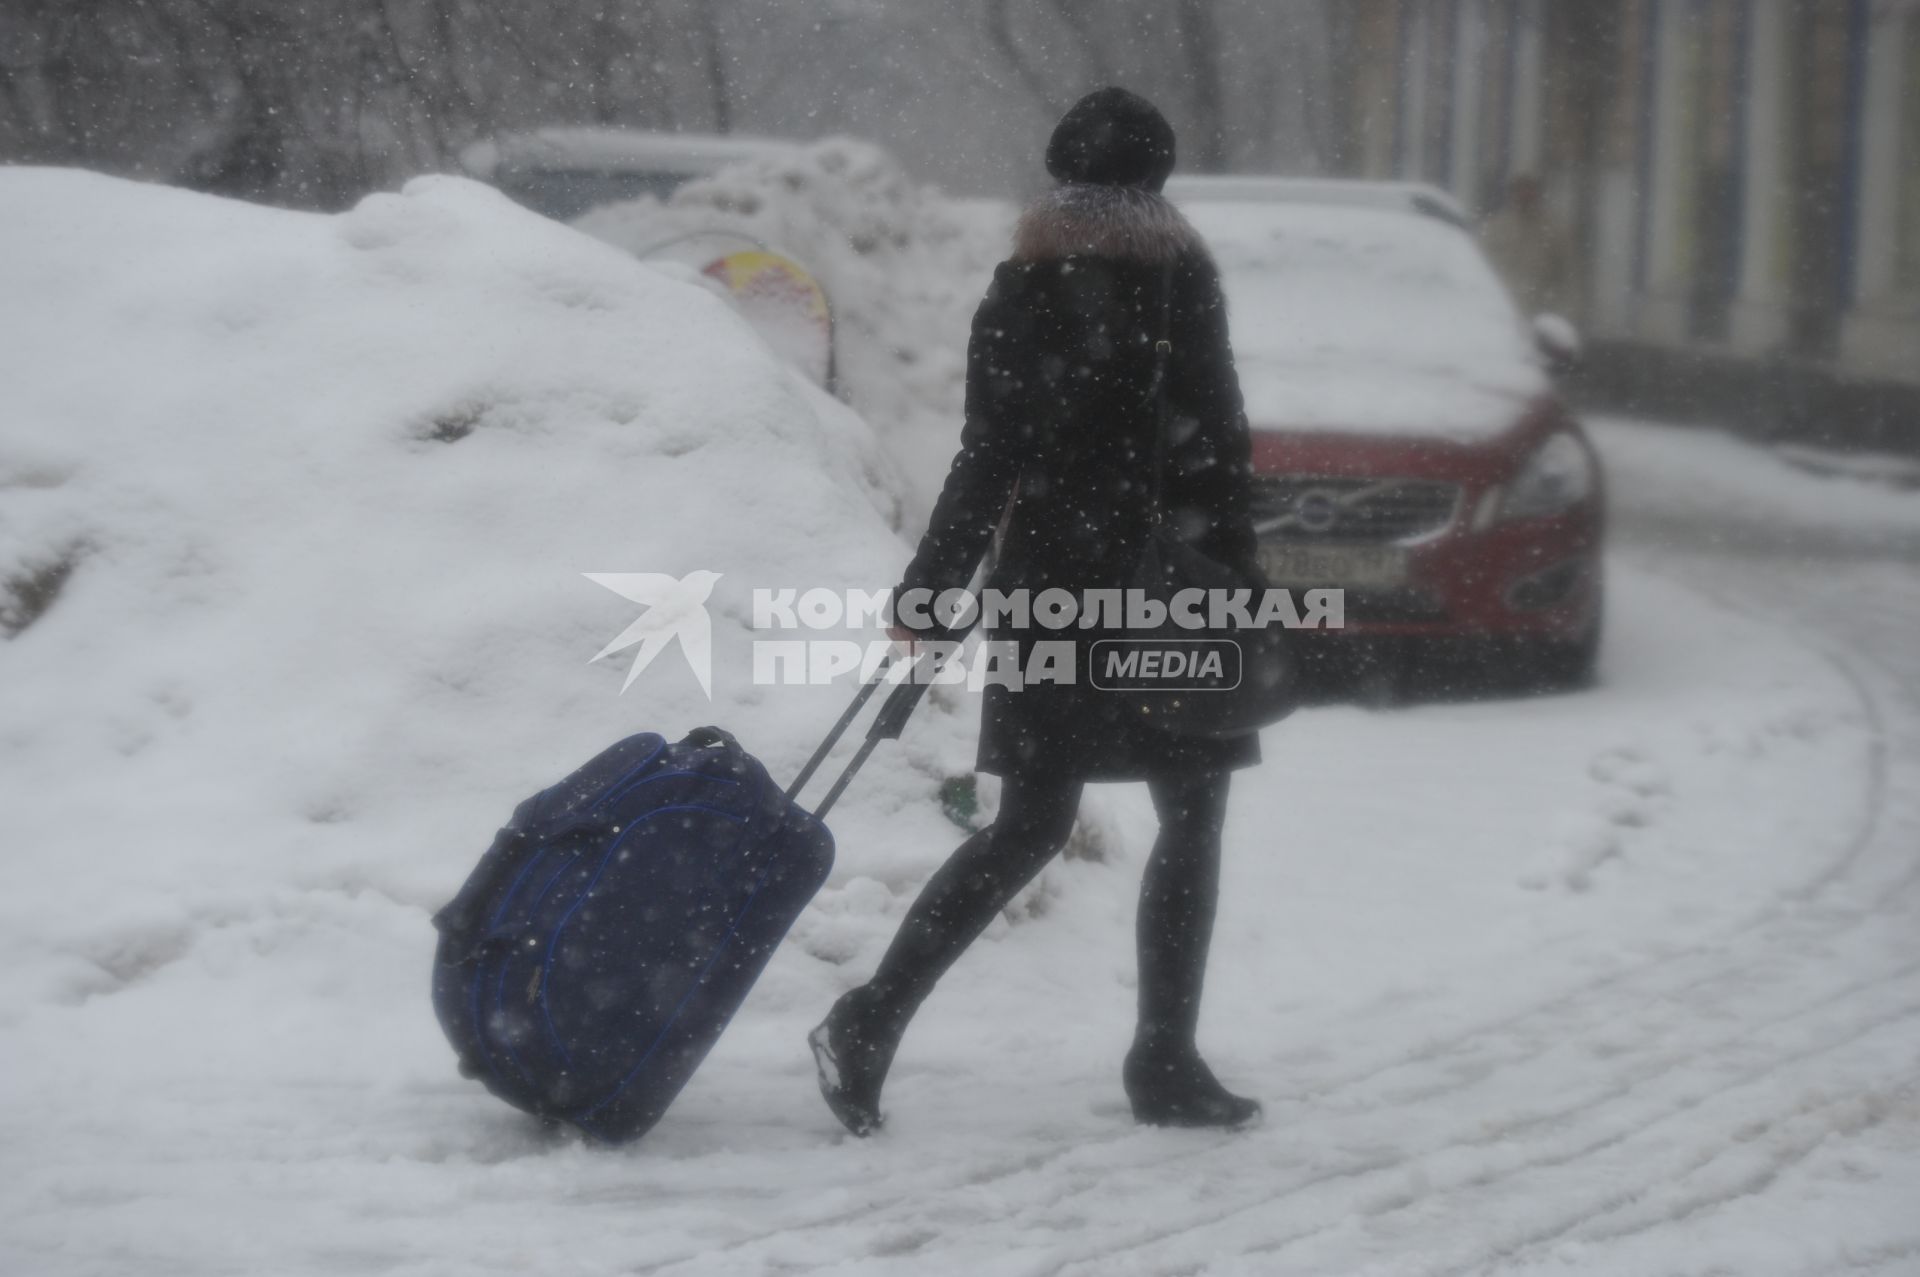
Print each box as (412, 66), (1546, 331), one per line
(700, 250), (833, 386)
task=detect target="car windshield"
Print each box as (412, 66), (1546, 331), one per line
(497, 169), (694, 221)
(1178, 201), (1548, 440)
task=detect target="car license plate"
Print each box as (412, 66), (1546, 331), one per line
(1259, 543), (1408, 589)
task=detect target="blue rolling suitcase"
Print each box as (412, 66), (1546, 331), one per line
(431, 662), (930, 1143)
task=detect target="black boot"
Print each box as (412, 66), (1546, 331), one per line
(1124, 1035), (1263, 1129)
(811, 776), (1085, 1137)
(808, 986), (899, 1137)
(1127, 772), (1260, 1129)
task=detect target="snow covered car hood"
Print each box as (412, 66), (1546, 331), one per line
(1181, 201), (1550, 443)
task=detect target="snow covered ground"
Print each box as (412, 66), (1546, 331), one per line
(3, 172), (1917, 1276)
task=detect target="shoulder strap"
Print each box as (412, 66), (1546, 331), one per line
(1144, 259), (1177, 526)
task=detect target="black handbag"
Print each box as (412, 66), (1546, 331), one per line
(1113, 264), (1296, 739)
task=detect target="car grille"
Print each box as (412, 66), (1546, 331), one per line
(1250, 476), (1461, 544)
(1341, 587), (1450, 624)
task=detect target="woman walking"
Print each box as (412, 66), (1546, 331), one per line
(810, 87), (1264, 1135)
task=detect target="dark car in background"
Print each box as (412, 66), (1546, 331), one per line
(460, 128), (798, 222)
(1167, 177), (1604, 693)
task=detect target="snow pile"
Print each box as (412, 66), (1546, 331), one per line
(0, 166), (1009, 1220)
(0, 164), (948, 893)
(573, 138), (1013, 517)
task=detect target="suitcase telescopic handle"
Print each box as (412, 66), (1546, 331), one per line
(785, 637), (960, 821)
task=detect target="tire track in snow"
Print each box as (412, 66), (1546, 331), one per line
(1341, 1004), (1920, 1275)
(1546, 1091), (1905, 1249)
(623, 1125), (1160, 1274)
(1191, 1008), (1914, 1271)
(1800, 1238), (1920, 1276)
(635, 946), (1919, 1275)
(1036, 973), (1920, 1274)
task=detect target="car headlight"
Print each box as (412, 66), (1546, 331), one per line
(1498, 432), (1595, 522)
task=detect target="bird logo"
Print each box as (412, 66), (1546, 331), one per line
(584, 570), (723, 698)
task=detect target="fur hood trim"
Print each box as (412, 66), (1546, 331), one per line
(1011, 183), (1203, 265)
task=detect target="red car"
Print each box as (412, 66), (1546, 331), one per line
(1168, 177), (1604, 691)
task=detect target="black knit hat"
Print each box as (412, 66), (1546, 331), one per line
(1045, 87), (1177, 191)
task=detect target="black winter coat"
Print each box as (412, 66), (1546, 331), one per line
(896, 184), (1263, 781)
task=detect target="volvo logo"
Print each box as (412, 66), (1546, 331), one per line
(1292, 489), (1342, 534)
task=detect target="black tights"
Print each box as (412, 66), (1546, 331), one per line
(855, 769), (1231, 1053)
